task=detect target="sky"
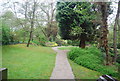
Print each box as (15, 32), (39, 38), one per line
(0, 0), (118, 25)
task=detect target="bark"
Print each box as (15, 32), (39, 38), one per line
(27, 31), (32, 47)
(118, 19), (120, 44)
(79, 33), (86, 48)
(27, 22), (34, 47)
(100, 2), (110, 65)
(27, 1), (36, 47)
(112, 1), (120, 63)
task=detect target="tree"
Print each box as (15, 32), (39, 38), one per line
(113, 1), (120, 63)
(97, 2), (112, 65)
(56, 2), (98, 48)
(39, 1), (57, 41)
(2, 23), (11, 45)
(2, 0), (59, 46)
(1, 10), (19, 45)
(21, 1), (29, 43)
(3, 1), (30, 43)
(27, 0), (38, 47)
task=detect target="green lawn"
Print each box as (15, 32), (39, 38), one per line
(58, 46), (78, 50)
(69, 60), (102, 80)
(2, 44), (56, 79)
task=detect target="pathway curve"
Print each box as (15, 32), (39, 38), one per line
(50, 47), (75, 80)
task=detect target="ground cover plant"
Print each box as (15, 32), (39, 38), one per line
(2, 44), (56, 79)
(68, 46), (119, 78)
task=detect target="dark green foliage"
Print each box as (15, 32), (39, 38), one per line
(32, 37), (48, 46)
(56, 2), (75, 39)
(56, 2), (98, 41)
(116, 54), (120, 64)
(55, 39), (68, 46)
(2, 23), (20, 45)
(2, 23), (11, 45)
(32, 41), (40, 45)
(109, 43), (120, 49)
(117, 43), (120, 49)
(1, 11), (22, 45)
(39, 37), (48, 46)
(67, 40), (79, 46)
(68, 46), (118, 77)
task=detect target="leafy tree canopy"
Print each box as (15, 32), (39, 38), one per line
(56, 2), (98, 48)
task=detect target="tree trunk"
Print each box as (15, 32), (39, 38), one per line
(27, 31), (32, 47)
(79, 33), (86, 48)
(27, 1), (36, 47)
(113, 21), (117, 63)
(100, 3), (110, 65)
(112, 1), (120, 63)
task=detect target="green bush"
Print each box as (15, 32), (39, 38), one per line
(39, 37), (48, 46)
(68, 47), (83, 60)
(68, 46), (118, 77)
(117, 54), (120, 64)
(56, 39), (68, 46)
(67, 40), (79, 46)
(32, 41), (40, 45)
(109, 43), (113, 48)
(45, 42), (58, 47)
(32, 39), (47, 46)
(117, 43), (120, 49)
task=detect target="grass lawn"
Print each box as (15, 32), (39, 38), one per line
(69, 60), (102, 80)
(2, 44), (56, 79)
(58, 46), (78, 50)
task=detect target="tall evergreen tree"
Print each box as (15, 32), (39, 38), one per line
(56, 2), (98, 48)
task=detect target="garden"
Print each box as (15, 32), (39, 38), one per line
(0, 0), (120, 80)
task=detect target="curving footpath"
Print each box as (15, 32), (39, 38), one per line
(50, 47), (75, 80)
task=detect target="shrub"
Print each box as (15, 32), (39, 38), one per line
(68, 47), (83, 60)
(56, 39), (68, 46)
(39, 37), (48, 46)
(117, 43), (120, 49)
(68, 46), (118, 77)
(31, 40), (45, 46)
(45, 42), (58, 47)
(109, 43), (113, 48)
(32, 41), (40, 45)
(117, 54), (120, 64)
(67, 40), (79, 46)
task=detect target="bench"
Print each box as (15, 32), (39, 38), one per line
(97, 75), (117, 81)
(0, 68), (7, 81)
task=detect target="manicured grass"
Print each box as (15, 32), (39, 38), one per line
(58, 46), (78, 50)
(69, 60), (102, 80)
(2, 44), (56, 79)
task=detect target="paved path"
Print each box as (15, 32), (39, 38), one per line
(50, 47), (75, 80)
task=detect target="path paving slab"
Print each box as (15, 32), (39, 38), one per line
(50, 47), (75, 80)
